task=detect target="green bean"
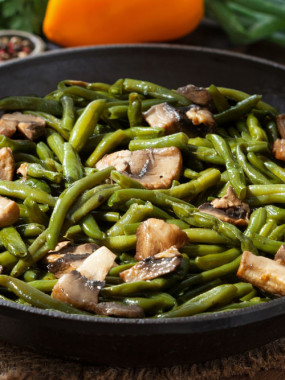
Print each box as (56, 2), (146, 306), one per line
(14, 153), (41, 165)
(129, 132), (189, 151)
(123, 223), (140, 235)
(0, 227), (27, 258)
(171, 256), (241, 297)
(234, 282), (255, 299)
(207, 134), (246, 199)
(17, 223), (45, 238)
(0, 275), (88, 314)
(22, 163), (62, 184)
(23, 197), (49, 226)
(247, 114), (268, 141)
(101, 256), (190, 297)
(184, 228), (229, 245)
(190, 146), (225, 165)
(128, 92), (143, 127)
(93, 211), (120, 223)
(110, 170), (145, 189)
(86, 129), (128, 167)
(36, 142), (55, 161)
(109, 78), (124, 97)
(46, 129), (65, 163)
(208, 84), (230, 112)
(26, 111), (69, 140)
(124, 127), (164, 139)
(109, 263), (135, 276)
(240, 290), (258, 302)
(123, 78), (190, 106)
(0, 96), (62, 116)
(0, 180), (55, 207)
(217, 87), (278, 114)
(80, 213), (106, 240)
(64, 224), (82, 239)
(69, 99), (106, 152)
(265, 205), (285, 223)
(62, 142), (84, 184)
(28, 279), (58, 293)
(23, 269), (41, 282)
(61, 95), (75, 132)
(0, 251), (17, 270)
(259, 220), (277, 237)
(0, 135), (36, 153)
(195, 248), (241, 271)
(265, 120), (278, 145)
(16, 178), (51, 195)
(62, 85), (111, 101)
(123, 293), (177, 315)
(214, 95), (262, 125)
(107, 202), (153, 237)
(162, 169), (221, 200)
(236, 145), (271, 185)
(247, 152), (281, 183)
(260, 157), (285, 183)
(181, 244), (226, 257)
(99, 235), (137, 252)
(160, 284), (237, 318)
(251, 234), (282, 255)
(46, 167), (113, 249)
(67, 184), (119, 225)
(268, 224), (285, 241)
(177, 279), (223, 305)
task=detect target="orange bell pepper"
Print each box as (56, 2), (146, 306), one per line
(43, 0), (204, 47)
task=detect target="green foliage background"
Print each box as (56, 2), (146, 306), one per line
(0, 0), (48, 35)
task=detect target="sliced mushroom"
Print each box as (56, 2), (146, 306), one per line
(94, 302), (144, 318)
(143, 103), (215, 137)
(185, 106), (216, 129)
(276, 114), (285, 139)
(52, 246), (116, 312)
(1, 112), (45, 140)
(274, 245), (285, 266)
(176, 84), (213, 107)
(198, 186), (250, 227)
(44, 242), (99, 278)
(237, 250), (285, 297)
(0, 147), (14, 181)
(120, 246), (182, 282)
(273, 139), (285, 161)
(0, 196), (19, 227)
(16, 162), (28, 180)
(96, 147), (182, 189)
(0, 115), (17, 137)
(135, 218), (189, 261)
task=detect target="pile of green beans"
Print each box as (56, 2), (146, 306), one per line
(0, 78), (282, 318)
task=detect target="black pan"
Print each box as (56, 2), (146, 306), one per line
(1, 44), (285, 367)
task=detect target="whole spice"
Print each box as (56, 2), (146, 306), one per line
(0, 36), (34, 62)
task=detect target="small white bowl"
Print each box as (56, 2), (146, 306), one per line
(0, 30), (46, 61)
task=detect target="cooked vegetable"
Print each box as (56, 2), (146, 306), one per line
(0, 77), (283, 319)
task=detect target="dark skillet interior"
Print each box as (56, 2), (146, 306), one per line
(1, 44), (285, 367)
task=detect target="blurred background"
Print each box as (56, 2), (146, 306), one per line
(0, 0), (285, 64)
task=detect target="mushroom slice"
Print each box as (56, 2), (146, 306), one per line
(52, 246), (116, 312)
(273, 139), (285, 161)
(0, 147), (14, 181)
(143, 103), (216, 136)
(276, 114), (285, 139)
(143, 103), (180, 134)
(135, 218), (189, 261)
(45, 243), (99, 278)
(185, 106), (216, 129)
(237, 251), (285, 297)
(96, 147), (182, 190)
(0, 115), (17, 137)
(94, 302), (144, 318)
(176, 84), (213, 107)
(1, 112), (45, 140)
(16, 162), (28, 180)
(0, 196), (19, 227)
(120, 246), (182, 283)
(198, 186), (250, 227)
(274, 245), (285, 266)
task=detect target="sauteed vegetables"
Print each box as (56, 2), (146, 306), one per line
(0, 78), (283, 318)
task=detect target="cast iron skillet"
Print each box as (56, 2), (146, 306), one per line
(1, 44), (285, 367)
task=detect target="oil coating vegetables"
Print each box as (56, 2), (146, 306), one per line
(0, 78), (284, 318)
